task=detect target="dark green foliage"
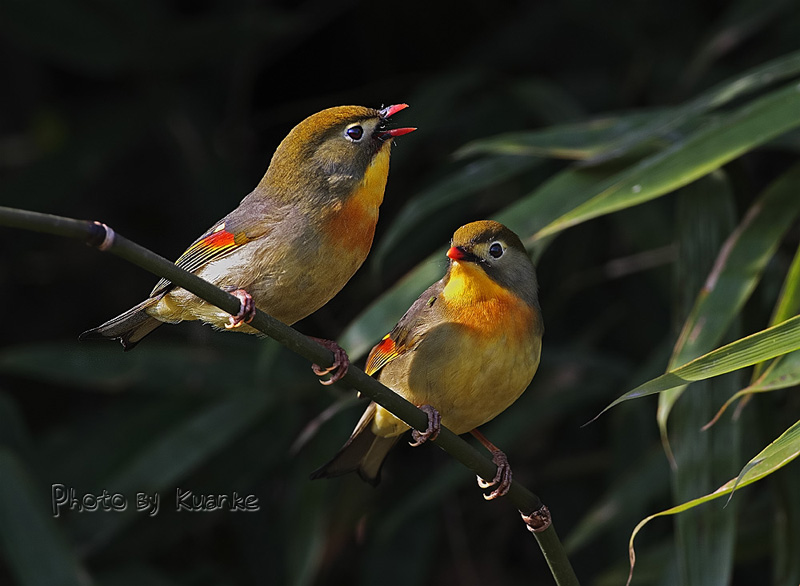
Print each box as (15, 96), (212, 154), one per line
(2, 1), (800, 585)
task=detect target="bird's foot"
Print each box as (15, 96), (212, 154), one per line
(470, 429), (512, 500)
(224, 289), (255, 329)
(476, 448), (513, 500)
(520, 505), (552, 533)
(310, 338), (349, 385)
(409, 404), (441, 447)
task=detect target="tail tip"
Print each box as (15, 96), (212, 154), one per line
(78, 329), (137, 351)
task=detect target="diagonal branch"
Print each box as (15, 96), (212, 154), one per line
(0, 205), (580, 586)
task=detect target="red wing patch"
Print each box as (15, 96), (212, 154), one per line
(199, 229), (236, 249)
(149, 224), (250, 296)
(365, 334), (402, 376)
(174, 225), (250, 274)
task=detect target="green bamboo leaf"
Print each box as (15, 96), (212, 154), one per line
(0, 449), (89, 586)
(625, 418), (800, 586)
(67, 390), (274, 552)
(0, 342), (258, 394)
(495, 157), (633, 251)
(670, 167), (800, 366)
(340, 257), (445, 359)
(459, 50), (800, 164)
(535, 80), (800, 239)
(658, 163), (800, 434)
(341, 159), (628, 359)
(769, 240), (800, 329)
(773, 443), (800, 586)
(704, 227), (800, 430)
(105, 394), (271, 487)
(594, 314), (800, 418)
(507, 78), (586, 124)
(370, 155), (541, 273)
(666, 176), (740, 585)
(285, 481), (328, 586)
(455, 110), (666, 160)
(704, 349), (800, 430)
(752, 240), (800, 382)
(594, 48), (800, 163)
(746, 349), (800, 392)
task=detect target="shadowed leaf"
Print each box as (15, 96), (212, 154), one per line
(626, 418), (800, 585)
(535, 81), (800, 239)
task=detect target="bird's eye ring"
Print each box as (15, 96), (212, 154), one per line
(345, 125), (364, 141)
(489, 242), (504, 258)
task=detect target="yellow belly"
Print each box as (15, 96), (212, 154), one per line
(372, 275), (542, 438)
(148, 235), (371, 330)
(147, 143), (393, 331)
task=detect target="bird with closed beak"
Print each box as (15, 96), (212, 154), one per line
(81, 104), (415, 383)
(312, 220), (543, 498)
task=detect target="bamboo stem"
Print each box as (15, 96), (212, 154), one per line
(0, 205), (580, 586)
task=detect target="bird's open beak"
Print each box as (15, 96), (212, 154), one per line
(378, 104), (416, 139)
(379, 103), (409, 118)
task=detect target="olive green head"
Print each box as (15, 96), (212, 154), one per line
(448, 220), (540, 310)
(261, 104), (414, 202)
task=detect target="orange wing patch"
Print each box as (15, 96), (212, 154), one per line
(149, 224), (250, 296)
(365, 334), (402, 376)
(175, 225), (250, 274)
(200, 229), (236, 248)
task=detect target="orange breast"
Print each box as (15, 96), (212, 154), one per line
(321, 145), (391, 256)
(324, 189), (379, 257)
(441, 261), (539, 344)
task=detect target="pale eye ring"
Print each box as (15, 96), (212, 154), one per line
(345, 125), (364, 141)
(489, 242), (504, 258)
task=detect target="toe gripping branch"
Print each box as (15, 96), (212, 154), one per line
(409, 404), (441, 447)
(471, 429), (514, 501)
(224, 289), (256, 329)
(310, 338), (350, 385)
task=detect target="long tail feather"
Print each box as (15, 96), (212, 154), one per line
(310, 402), (400, 485)
(79, 297), (163, 351)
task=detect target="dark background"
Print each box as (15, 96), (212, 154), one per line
(1, 1), (799, 585)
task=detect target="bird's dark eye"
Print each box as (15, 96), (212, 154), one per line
(345, 125), (364, 141)
(489, 242), (504, 258)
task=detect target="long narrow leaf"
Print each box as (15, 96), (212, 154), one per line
(595, 48), (800, 163)
(67, 391), (273, 553)
(371, 155), (541, 273)
(626, 418), (800, 586)
(593, 314), (800, 419)
(340, 158), (631, 358)
(455, 110), (666, 160)
(535, 81), (800, 239)
(770, 240), (800, 325)
(658, 163), (800, 435)
(667, 177), (739, 585)
(704, 227), (800, 429)
(752, 239), (800, 382)
(460, 50), (800, 164)
(704, 345), (800, 430)
(0, 449), (89, 586)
